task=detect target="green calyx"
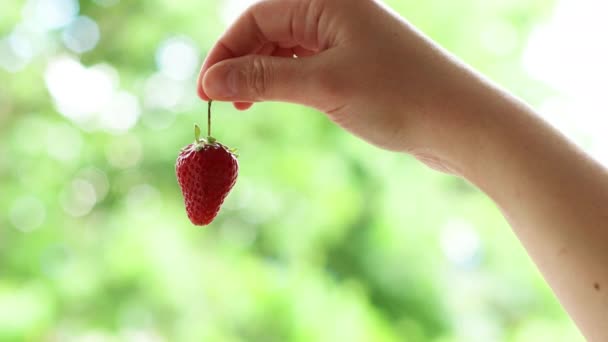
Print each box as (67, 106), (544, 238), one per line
(190, 101), (238, 157)
(229, 147), (239, 157)
(193, 124), (216, 151)
(194, 124), (202, 143)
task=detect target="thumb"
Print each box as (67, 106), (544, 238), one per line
(202, 54), (327, 107)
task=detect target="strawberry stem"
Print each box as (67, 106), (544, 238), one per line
(208, 100), (212, 138)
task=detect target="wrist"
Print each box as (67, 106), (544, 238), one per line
(437, 82), (538, 190)
(406, 76), (529, 180)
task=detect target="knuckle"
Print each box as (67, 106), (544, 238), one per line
(248, 57), (271, 98)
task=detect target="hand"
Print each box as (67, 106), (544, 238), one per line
(199, 1), (608, 339)
(197, 0), (487, 171)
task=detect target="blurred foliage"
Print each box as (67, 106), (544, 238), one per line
(0, 0), (584, 341)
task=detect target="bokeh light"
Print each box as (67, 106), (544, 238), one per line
(440, 219), (481, 269)
(77, 167), (110, 203)
(44, 56), (116, 124)
(45, 122), (83, 162)
(0, 285), (52, 335)
(523, 0), (608, 166)
(9, 195), (46, 232)
(98, 91), (141, 133)
(61, 16), (100, 54)
(155, 36), (200, 81)
(60, 178), (97, 217)
(143, 73), (186, 111)
(21, 0), (79, 31)
(44, 56), (140, 133)
(0, 36), (29, 72)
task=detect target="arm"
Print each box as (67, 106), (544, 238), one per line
(197, 0), (608, 339)
(457, 84), (608, 342)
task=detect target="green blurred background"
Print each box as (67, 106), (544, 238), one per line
(0, 0), (586, 341)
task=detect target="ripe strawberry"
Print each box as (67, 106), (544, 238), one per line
(176, 102), (238, 225)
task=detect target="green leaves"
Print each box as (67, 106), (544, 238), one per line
(194, 124), (201, 143)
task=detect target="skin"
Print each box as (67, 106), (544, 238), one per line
(197, 0), (608, 340)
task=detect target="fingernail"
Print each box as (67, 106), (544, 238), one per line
(207, 67), (238, 98)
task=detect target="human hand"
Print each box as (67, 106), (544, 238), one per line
(199, 2), (608, 339)
(197, 0), (494, 172)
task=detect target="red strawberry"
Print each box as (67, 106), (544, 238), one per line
(176, 102), (238, 225)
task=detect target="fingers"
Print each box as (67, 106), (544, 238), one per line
(292, 46), (317, 58)
(234, 102), (253, 110)
(197, 0), (327, 100)
(230, 43), (280, 111)
(202, 54), (329, 109)
(273, 47), (296, 58)
(197, 43), (238, 100)
(229, 46), (308, 110)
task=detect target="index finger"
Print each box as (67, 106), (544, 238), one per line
(197, 0), (325, 100)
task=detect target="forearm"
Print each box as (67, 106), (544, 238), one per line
(454, 82), (608, 341)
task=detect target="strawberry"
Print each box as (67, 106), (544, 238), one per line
(176, 101), (238, 226)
